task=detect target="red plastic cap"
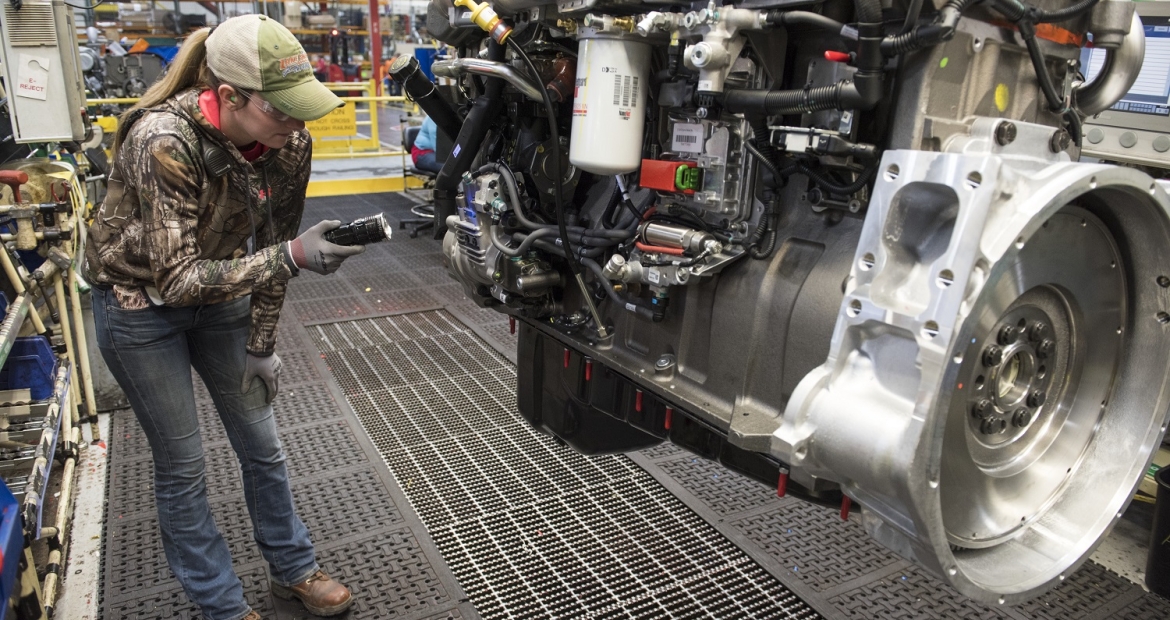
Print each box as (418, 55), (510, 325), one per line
(639, 159), (696, 195)
(824, 50), (851, 63)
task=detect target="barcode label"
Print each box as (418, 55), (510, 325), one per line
(671, 123), (704, 153)
(613, 74), (621, 105)
(622, 75), (631, 107)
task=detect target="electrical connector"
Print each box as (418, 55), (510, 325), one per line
(453, 0), (512, 43)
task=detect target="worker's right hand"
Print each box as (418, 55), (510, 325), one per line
(283, 220), (365, 275)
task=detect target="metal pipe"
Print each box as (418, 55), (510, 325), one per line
(1075, 12), (1145, 116)
(67, 268), (100, 443)
(432, 58), (544, 102)
(0, 245), (46, 334)
(53, 275), (81, 427)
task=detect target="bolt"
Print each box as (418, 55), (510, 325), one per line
(995, 121), (1017, 146)
(493, 271), (502, 282)
(971, 398), (994, 419)
(982, 345), (1003, 367)
(1027, 389), (1047, 408)
(997, 325), (1018, 345)
(1012, 408), (1032, 428)
(979, 417), (1004, 435)
(1049, 129), (1071, 153)
(696, 107), (709, 119)
(1036, 338), (1055, 359)
(1028, 321), (1049, 342)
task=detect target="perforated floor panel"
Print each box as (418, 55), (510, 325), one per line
(99, 192), (1170, 620)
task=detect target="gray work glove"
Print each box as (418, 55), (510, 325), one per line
(242, 352), (282, 404)
(283, 220), (365, 275)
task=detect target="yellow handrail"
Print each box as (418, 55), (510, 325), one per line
(86, 79), (419, 157)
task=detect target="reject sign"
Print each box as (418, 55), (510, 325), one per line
(16, 54), (51, 101)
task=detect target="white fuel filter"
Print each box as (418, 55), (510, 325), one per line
(570, 36), (650, 175)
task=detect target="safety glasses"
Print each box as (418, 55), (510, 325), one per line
(235, 88), (293, 123)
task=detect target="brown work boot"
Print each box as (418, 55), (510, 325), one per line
(271, 570), (353, 616)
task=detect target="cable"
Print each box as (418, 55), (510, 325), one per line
(506, 38), (575, 275)
(745, 140), (788, 187)
(901, 0), (925, 34)
(508, 35), (611, 334)
(799, 163), (878, 195)
(63, 0), (107, 8)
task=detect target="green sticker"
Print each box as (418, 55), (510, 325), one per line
(940, 57), (949, 68)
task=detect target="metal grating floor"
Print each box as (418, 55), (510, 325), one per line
(97, 191), (1170, 620)
(310, 311), (819, 619)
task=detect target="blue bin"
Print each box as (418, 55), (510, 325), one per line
(414, 47), (439, 81)
(0, 336), (56, 401)
(0, 481), (20, 619)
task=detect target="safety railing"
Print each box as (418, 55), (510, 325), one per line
(86, 78), (418, 160)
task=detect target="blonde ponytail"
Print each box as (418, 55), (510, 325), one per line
(114, 28), (215, 151)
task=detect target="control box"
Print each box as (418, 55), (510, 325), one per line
(0, 0), (87, 143)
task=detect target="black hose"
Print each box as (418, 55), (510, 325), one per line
(765, 10), (856, 40)
(490, 225), (557, 257)
(724, 0), (885, 116)
(996, 0), (1084, 144)
(1032, 0), (1099, 22)
(477, 161), (548, 230)
(1020, 21), (1065, 112)
(433, 41), (507, 239)
(745, 140), (784, 188)
(579, 258), (657, 321)
(880, 0), (980, 56)
(799, 163), (878, 195)
(507, 36), (583, 285)
(388, 55), (463, 141)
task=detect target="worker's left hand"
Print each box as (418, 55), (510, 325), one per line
(241, 352), (282, 404)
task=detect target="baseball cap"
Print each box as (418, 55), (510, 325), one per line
(205, 14), (343, 121)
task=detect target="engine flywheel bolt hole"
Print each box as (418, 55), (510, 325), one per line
(923, 321), (940, 339)
(937, 269), (954, 288)
(1015, 236), (1025, 249)
(974, 375), (985, 390)
(1158, 275), (1170, 288)
(848, 300), (862, 317)
(1158, 312), (1170, 325)
(982, 345), (1003, 367)
(965, 172), (982, 189)
(860, 253), (875, 271)
(1037, 365), (1046, 379)
(884, 164), (900, 181)
(997, 325), (1018, 345)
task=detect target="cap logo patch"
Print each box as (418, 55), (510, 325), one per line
(279, 52), (311, 76)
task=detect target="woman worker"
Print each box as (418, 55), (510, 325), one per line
(83, 15), (363, 620)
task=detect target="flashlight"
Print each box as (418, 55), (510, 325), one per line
(324, 213), (393, 246)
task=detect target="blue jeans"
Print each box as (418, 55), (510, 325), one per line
(92, 287), (318, 620)
(414, 151), (444, 174)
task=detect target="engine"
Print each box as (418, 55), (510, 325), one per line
(398, 0), (1170, 604)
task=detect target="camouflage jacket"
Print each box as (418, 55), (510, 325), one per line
(83, 88), (310, 355)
